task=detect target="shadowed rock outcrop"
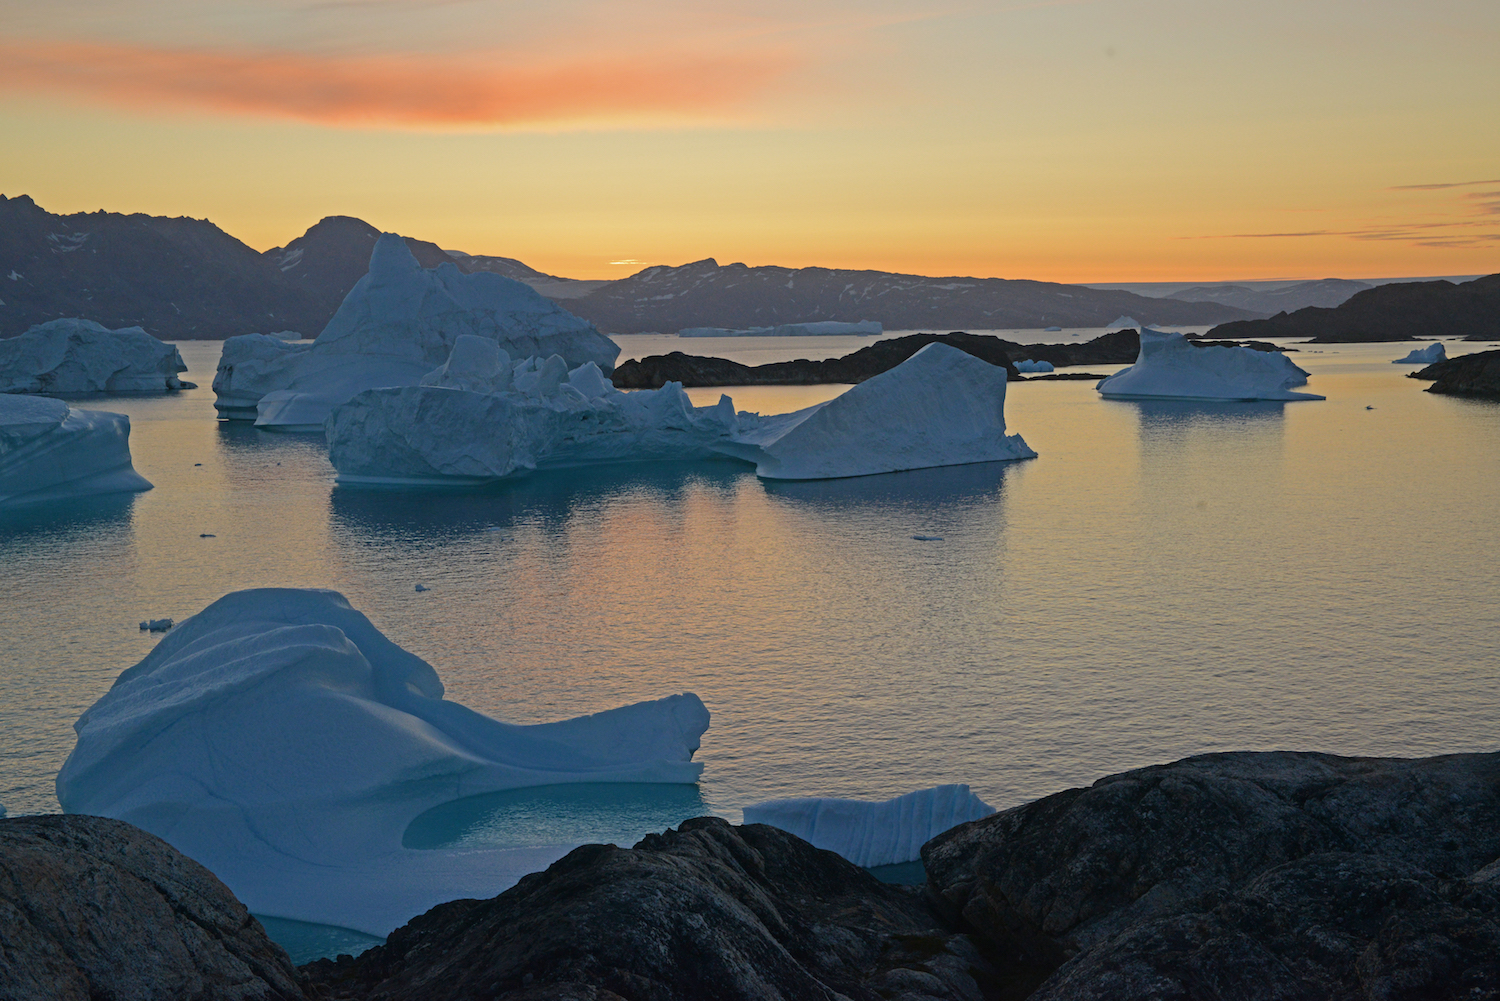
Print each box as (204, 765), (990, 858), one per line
(303, 816), (998, 1001)
(922, 751), (1500, 1000)
(0, 814), (303, 1001)
(1206, 273), (1500, 343)
(1409, 348), (1500, 398)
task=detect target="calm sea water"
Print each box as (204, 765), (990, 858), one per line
(2, 331), (1497, 847)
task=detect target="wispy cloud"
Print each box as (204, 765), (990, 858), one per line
(1388, 179), (1500, 190)
(0, 39), (798, 130)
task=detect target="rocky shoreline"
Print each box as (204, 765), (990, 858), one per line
(4, 750), (1497, 1000)
(1408, 348), (1500, 398)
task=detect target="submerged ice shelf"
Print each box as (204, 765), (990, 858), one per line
(743, 785), (995, 867)
(56, 588), (708, 935)
(212, 235), (618, 430)
(0, 394), (152, 508)
(327, 340), (1036, 485)
(1097, 329), (1325, 402)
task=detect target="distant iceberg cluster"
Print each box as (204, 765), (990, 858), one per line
(0, 394), (152, 508)
(57, 587), (709, 934)
(1097, 329), (1324, 401)
(678, 320), (882, 337)
(1, 318), (188, 394)
(327, 340), (1036, 484)
(212, 235), (618, 430)
(744, 784), (995, 867)
(1393, 343), (1446, 364)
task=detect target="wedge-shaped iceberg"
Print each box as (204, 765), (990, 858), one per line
(743, 785), (995, 868)
(327, 340), (1034, 485)
(734, 342), (1037, 479)
(56, 588), (708, 934)
(1097, 329), (1324, 401)
(212, 235), (618, 430)
(1, 319), (188, 394)
(1393, 343), (1446, 364)
(0, 395), (152, 508)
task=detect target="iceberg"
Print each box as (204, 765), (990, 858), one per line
(1105, 316), (1140, 329)
(1015, 359), (1054, 373)
(212, 235), (619, 430)
(1097, 329), (1324, 401)
(0, 395), (152, 508)
(56, 588), (708, 934)
(0, 319), (188, 394)
(733, 343), (1037, 479)
(326, 341), (1035, 485)
(743, 785), (995, 868)
(1393, 343), (1446, 364)
(678, 321), (882, 337)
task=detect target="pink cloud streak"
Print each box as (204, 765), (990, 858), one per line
(0, 39), (798, 129)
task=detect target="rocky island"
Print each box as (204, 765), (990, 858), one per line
(1408, 348), (1500, 398)
(1206, 273), (1500, 343)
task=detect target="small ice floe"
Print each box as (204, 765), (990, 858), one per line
(1015, 359), (1054, 373)
(414, 584), (429, 592)
(139, 618), (173, 632)
(199, 533), (216, 538)
(1044, 326), (1063, 332)
(1392, 343), (1446, 364)
(912, 534), (944, 542)
(1366, 405), (1375, 410)
(194, 463), (202, 466)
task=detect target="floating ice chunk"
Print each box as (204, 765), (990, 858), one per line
(912, 535), (943, 541)
(56, 588), (708, 934)
(414, 584), (428, 592)
(1044, 326), (1063, 332)
(0, 395), (152, 508)
(1097, 329), (1324, 401)
(1015, 359), (1054, 373)
(1392, 343), (1446, 364)
(138, 618), (173, 632)
(0, 319), (188, 394)
(736, 342), (1036, 479)
(743, 784), (995, 868)
(210, 235), (617, 429)
(678, 321), (881, 337)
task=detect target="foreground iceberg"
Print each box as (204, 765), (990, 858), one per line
(0, 395), (152, 508)
(327, 341), (1035, 485)
(56, 588), (708, 934)
(678, 320), (882, 337)
(743, 785), (995, 868)
(1, 319), (188, 394)
(1097, 329), (1324, 401)
(213, 235), (618, 430)
(1393, 343), (1446, 364)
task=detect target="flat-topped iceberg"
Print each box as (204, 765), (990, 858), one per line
(1393, 343), (1446, 364)
(56, 588), (708, 934)
(743, 785), (995, 868)
(326, 340), (1035, 485)
(213, 235), (618, 430)
(678, 321), (882, 337)
(1, 319), (188, 394)
(1097, 329), (1324, 401)
(0, 395), (152, 508)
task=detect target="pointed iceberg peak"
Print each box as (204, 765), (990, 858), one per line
(368, 232), (421, 282)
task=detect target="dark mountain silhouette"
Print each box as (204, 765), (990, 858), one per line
(1208, 274), (1500, 342)
(561, 259), (1255, 334)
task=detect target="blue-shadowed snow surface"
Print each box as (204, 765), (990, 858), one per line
(3, 334), (1500, 953)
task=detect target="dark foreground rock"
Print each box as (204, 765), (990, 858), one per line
(1206, 273), (1500, 343)
(0, 814), (302, 1000)
(923, 751), (1500, 1000)
(303, 816), (1001, 1001)
(1409, 348), (1500, 398)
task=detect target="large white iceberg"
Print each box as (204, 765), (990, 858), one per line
(1393, 343), (1446, 364)
(743, 785), (995, 868)
(212, 235), (619, 430)
(678, 321), (882, 337)
(1, 319), (188, 394)
(326, 341), (1035, 485)
(1097, 329), (1324, 401)
(0, 395), (152, 508)
(56, 588), (708, 934)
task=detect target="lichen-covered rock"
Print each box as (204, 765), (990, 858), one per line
(303, 816), (994, 1001)
(922, 751), (1500, 1000)
(0, 814), (303, 1001)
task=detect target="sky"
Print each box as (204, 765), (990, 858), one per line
(0, 0), (1496, 282)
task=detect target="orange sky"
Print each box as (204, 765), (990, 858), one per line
(0, 0), (1495, 282)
